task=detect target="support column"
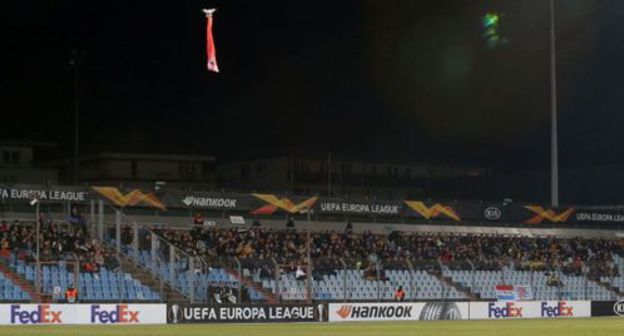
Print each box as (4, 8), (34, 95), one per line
(115, 210), (121, 252)
(169, 245), (176, 287)
(97, 200), (104, 241)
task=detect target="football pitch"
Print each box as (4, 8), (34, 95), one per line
(0, 318), (622, 336)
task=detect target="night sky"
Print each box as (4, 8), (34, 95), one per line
(4, 1), (624, 172)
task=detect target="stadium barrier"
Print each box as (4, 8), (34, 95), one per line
(328, 302), (469, 322)
(0, 304), (166, 325)
(327, 301), (591, 322)
(590, 300), (624, 317)
(470, 301), (590, 319)
(166, 304), (323, 324)
(4, 183), (624, 227)
(0, 301), (614, 325)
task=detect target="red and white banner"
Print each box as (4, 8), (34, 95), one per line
(495, 285), (533, 301)
(203, 9), (219, 73)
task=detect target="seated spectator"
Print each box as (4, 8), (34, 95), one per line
(0, 237), (9, 259)
(241, 284), (250, 303)
(221, 286), (236, 304)
(365, 264), (377, 280)
(0, 220), (8, 233)
(547, 273), (563, 287)
(193, 213), (204, 226)
(104, 252), (120, 272)
(68, 207), (86, 232)
(394, 286), (406, 301)
(94, 251), (105, 268)
(259, 265), (272, 279)
(84, 261), (99, 273)
(207, 283), (218, 304)
(295, 266), (306, 281)
(213, 288), (222, 304)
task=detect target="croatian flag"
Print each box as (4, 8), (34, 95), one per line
(203, 8), (219, 73)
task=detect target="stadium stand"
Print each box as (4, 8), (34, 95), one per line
(0, 269), (30, 301)
(128, 226), (623, 302)
(2, 216), (623, 303)
(0, 220), (160, 302)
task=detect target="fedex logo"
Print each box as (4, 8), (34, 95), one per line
(488, 302), (523, 318)
(10, 305), (62, 324)
(541, 302), (573, 317)
(91, 305), (140, 324)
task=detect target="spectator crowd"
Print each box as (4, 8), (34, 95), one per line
(3, 218), (623, 280)
(141, 226), (624, 278)
(0, 219), (119, 273)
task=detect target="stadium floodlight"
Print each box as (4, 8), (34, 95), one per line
(549, 0), (559, 207)
(298, 206), (314, 303)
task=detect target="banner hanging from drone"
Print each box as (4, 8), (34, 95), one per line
(203, 8), (219, 73)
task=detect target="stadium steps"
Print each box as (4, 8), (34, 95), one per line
(223, 269), (277, 304)
(113, 250), (189, 303)
(99, 241), (187, 303)
(433, 272), (477, 300)
(595, 279), (624, 298)
(0, 258), (45, 302)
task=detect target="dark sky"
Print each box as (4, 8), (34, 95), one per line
(3, 0), (624, 172)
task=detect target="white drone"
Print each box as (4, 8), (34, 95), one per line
(202, 8), (217, 17)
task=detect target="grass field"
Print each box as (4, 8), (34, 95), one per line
(0, 318), (622, 336)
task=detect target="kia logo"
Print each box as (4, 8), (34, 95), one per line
(614, 300), (624, 317)
(484, 207), (502, 220)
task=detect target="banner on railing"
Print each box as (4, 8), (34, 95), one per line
(495, 285), (533, 301)
(0, 185), (88, 203)
(167, 304), (323, 323)
(3, 183), (624, 227)
(327, 302), (469, 322)
(0, 304), (166, 325)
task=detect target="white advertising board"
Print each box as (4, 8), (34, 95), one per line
(328, 302), (469, 322)
(0, 304), (166, 325)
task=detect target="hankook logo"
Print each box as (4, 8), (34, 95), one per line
(336, 305), (352, 319)
(182, 196), (237, 209)
(484, 207), (502, 220)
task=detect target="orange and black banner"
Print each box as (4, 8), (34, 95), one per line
(2, 183), (624, 227)
(91, 186), (167, 211)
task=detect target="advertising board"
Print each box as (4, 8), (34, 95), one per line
(0, 304), (166, 325)
(590, 300), (624, 317)
(327, 302), (469, 322)
(470, 301), (590, 319)
(167, 304), (322, 323)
